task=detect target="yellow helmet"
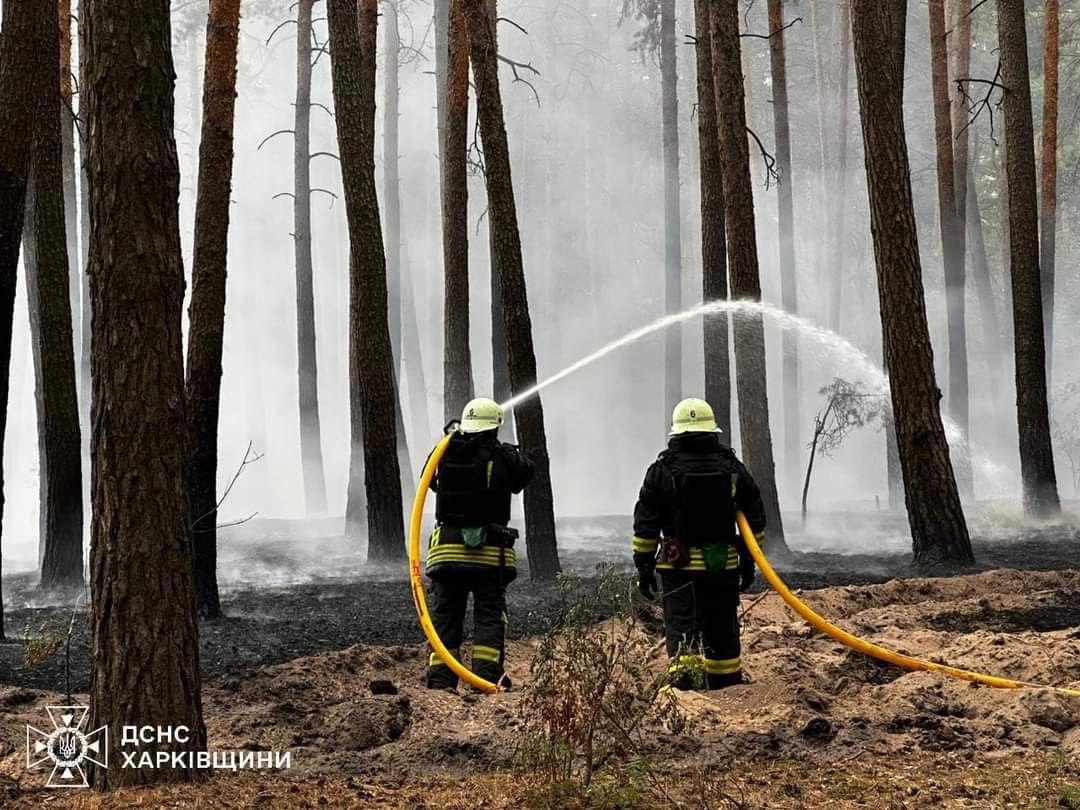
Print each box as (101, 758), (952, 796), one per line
(460, 397), (504, 434)
(670, 397), (721, 435)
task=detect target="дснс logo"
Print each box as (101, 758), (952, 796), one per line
(26, 705), (108, 789)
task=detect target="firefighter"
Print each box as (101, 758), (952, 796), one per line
(632, 397), (767, 689)
(425, 397), (535, 689)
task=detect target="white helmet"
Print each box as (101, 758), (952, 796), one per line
(460, 397), (504, 434)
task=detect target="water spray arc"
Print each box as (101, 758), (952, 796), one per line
(408, 300), (1075, 695)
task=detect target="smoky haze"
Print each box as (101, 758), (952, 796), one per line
(3, 0), (1077, 577)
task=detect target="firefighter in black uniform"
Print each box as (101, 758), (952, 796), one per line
(632, 397), (768, 689)
(425, 397), (535, 689)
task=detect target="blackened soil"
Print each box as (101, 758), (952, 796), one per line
(2, 522), (1078, 695)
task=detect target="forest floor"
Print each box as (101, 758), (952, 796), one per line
(0, 516), (1079, 806)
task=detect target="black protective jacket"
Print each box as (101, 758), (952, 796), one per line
(632, 433), (767, 576)
(425, 431), (535, 579)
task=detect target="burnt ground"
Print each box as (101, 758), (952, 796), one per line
(1, 513), (1079, 695)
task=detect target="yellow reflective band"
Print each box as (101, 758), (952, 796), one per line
(704, 657), (742, 675)
(425, 547), (517, 568)
(633, 536), (659, 554)
(429, 649), (460, 667)
(473, 644), (501, 663)
(656, 545), (739, 571)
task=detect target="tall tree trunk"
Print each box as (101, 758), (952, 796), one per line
(928, 0), (971, 496)
(78, 1), (91, 434)
(328, 0), (406, 560)
(1, 0), (50, 638)
(693, 0), (730, 437)
(850, 0), (973, 565)
(442, 0), (473, 421)
(85, 0), (207, 784)
(462, 0), (561, 580)
(661, 0), (682, 414)
(827, 0), (852, 333)
(294, 0), (327, 514)
(382, 1), (414, 483)
(185, 0), (242, 620)
(1040, 0), (1058, 387)
(811, 0), (837, 330)
(967, 132), (1002, 366)
(996, 0), (1060, 517)
(709, 0), (787, 555)
(25, 0), (83, 590)
(767, 0), (800, 487)
(59, 0), (80, 360)
(950, 0), (972, 253)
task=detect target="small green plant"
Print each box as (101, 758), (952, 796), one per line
(517, 564), (685, 808)
(21, 620), (66, 668)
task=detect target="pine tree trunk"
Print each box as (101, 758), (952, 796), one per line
(294, 0), (327, 515)
(463, 0), (561, 580)
(950, 0), (972, 251)
(85, 0), (207, 784)
(811, 0), (837, 330)
(693, 0), (730, 437)
(328, 0), (406, 561)
(442, 0), (473, 421)
(928, 0), (972, 496)
(767, 0), (801, 487)
(78, 0), (91, 433)
(186, 0), (242, 620)
(1, 0), (51, 639)
(827, 0), (851, 333)
(996, 0), (1060, 517)
(850, 0), (973, 565)
(24, 0), (84, 590)
(661, 0), (682, 414)
(1039, 0), (1058, 387)
(967, 131), (1002, 366)
(709, 0), (787, 555)
(59, 0), (80, 361)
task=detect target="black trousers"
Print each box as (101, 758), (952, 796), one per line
(659, 570), (742, 689)
(426, 567), (507, 688)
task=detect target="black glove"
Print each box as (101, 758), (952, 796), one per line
(739, 564), (755, 593)
(637, 569), (657, 601)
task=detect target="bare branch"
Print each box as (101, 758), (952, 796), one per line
(266, 18), (297, 46)
(746, 127), (780, 189)
(272, 191), (296, 200)
(258, 128), (295, 150)
(309, 151), (340, 162)
(497, 16), (528, 36)
(740, 16), (803, 40)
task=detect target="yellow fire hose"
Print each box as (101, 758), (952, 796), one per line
(408, 432), (1078, 697)
(736, 512), (1080, 697)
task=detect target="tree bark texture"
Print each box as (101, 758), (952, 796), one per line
(1039, 0), (1058, 385)
(185, 0), (242, 620)
(84, 0), (207, 785)
(709, 0), (787, 555)
(928, 0), (971, 495)
(78, 0), (92, 431)
(328, 0), (407, 560)
(767, 0), (801, 484)
(59, 0), (80, 355)
(1, 0), (52, 634)
(294, 0), (328, 515)
(442, 0), (473, 421)
(996, 0), (1060, 517)
(462, 0), (561, 580)
(24, 0), (84, 590)
(694, 0), (730, 438)
(661, 0), (682, 414)
(850, 0), (973, 564)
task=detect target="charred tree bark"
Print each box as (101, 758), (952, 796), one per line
(850, 0), (972, 565)
(463, 0), (561, 580)
(85, 0), (207, 785)
(294, 0), (328, 515)
(693, 0), (729, 437)
(24, 0), (83, 590)
(709, 0), (787, 555)
(928, 0), (971, 495)
(328, 0), (406, 560)
(442, 0), (473, 421)
(1, 0), (51, 636)
(767, 0), (801, 484)
(661, 0), (682, 413)
(996, 0), (1060, 517)
(1040, 0), (1058, 386)
(185, 0), (242, 620)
